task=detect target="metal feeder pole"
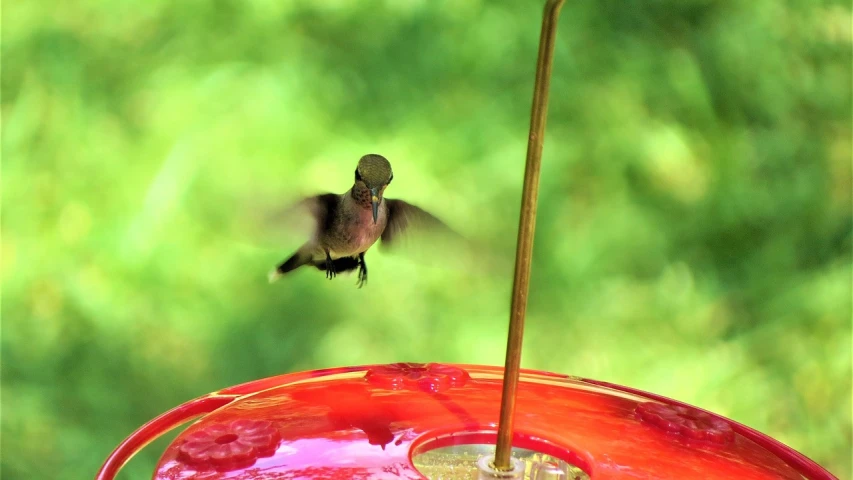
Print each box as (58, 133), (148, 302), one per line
(493, 0), (566, 472)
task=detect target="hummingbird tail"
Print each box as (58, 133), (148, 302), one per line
(269, 249), (311, 282)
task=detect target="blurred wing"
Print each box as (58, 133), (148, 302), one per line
(380, 199), (461, 252)
(379, 198), (506, 277)
(237, 192), (338, 249)
(292, 193), (339, 242)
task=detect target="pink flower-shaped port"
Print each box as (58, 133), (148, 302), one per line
(365, 363), (470, 394)
(636, 402), (735, 445)
(178, 419), (281, 469)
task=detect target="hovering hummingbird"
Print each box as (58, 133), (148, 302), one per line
(268, 154), (456, 287)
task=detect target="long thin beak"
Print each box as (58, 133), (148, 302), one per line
(370, 188), (380, 224)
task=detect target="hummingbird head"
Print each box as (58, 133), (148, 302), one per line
(354, 154), (393, 223)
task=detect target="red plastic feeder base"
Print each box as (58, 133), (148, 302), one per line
(96, 363), (837, 479)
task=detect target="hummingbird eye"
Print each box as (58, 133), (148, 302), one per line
(355, 169), (363, 182)
(388, 174), (393, 184)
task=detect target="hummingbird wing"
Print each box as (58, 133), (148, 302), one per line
(282, 193), (340, 243)
(379, 199), (494, 274)
(238, 192), (339, 249)
(380, 199), (461, 250)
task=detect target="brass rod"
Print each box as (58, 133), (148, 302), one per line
(493, 0), (566, 471)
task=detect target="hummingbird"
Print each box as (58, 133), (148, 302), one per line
(268, 154), (455, 287)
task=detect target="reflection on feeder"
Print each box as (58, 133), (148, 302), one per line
(413, 444), (587, 480)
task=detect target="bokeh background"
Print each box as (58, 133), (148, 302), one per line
(3, 0), (851, 478)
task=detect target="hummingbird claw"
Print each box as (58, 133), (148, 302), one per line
(356, 253), (367, 288)
(324, 252), (337, 279)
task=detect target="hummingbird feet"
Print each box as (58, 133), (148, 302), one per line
(356, 253), (367, 288)
(324, 251), (337, 280)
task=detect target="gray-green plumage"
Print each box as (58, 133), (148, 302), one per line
(269, 154), (454, 287)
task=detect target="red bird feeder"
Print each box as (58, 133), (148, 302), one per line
(97, 1), (838, 478)
(97, 364), (834, 479)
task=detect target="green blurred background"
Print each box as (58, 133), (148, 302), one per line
(2, 0), (851, 478)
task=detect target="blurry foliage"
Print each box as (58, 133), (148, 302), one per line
(2, 0), (851, 478)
